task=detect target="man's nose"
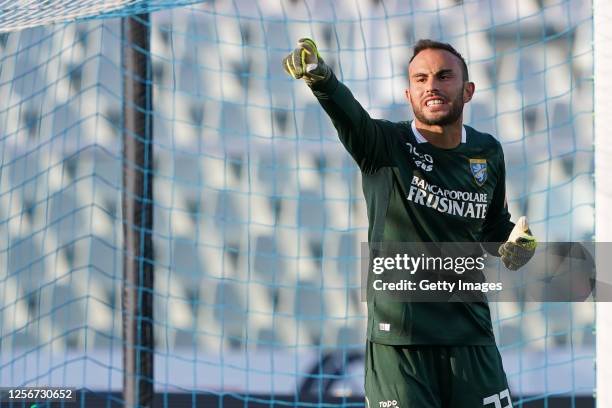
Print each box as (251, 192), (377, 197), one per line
(425, 77), (441, 92)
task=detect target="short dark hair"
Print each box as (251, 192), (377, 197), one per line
(409, 39), (469, 81)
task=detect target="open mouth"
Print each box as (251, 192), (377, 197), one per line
(423, 97), (448, 112)
(425, 98), (445, 107)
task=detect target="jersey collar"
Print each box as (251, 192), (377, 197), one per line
(411, 120), (467, 144)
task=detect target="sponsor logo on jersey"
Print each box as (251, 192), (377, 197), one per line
(469, 158), (487, 186)
(378, 400), (399, 408)
(405, 142), (433, 172)
(406, 175), (489, 219)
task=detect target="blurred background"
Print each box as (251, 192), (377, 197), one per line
(0, 0), (596, 405)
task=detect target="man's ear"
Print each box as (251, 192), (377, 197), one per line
(463, 81), (475, 103)
(405, 88), (411, 104)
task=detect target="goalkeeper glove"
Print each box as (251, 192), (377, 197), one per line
(499, 216), (537, 271)
(282, 38), (331, 85)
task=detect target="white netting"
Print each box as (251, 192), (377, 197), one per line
(0, 0), (206, 33)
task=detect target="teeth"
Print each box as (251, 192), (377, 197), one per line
(426, 99), (444, 106)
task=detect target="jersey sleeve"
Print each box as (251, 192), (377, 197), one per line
(309, 71), (394, 174)
(481, 144), (515, 249)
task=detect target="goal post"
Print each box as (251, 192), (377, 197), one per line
(594, 1), (612, 407)
(121, 12), (155, 408)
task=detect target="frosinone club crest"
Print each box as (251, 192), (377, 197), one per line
(469, 159), (487, 186)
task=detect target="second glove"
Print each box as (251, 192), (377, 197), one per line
(498, 216), (537, 270)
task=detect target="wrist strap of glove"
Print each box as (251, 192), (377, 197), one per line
(305, 59), (332, 86)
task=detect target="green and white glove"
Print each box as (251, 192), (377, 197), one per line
(499, 216), (537, 271)
(282, 38), (331, 85)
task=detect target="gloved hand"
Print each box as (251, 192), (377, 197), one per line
(499, 216), (537, 270)
(282, 38), (331, 85)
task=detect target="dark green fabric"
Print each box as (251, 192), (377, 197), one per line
(365, 342), (512, 408)
(311, 72), (515, 345)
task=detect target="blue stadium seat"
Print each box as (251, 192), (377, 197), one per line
(47, 185), (84, 247)
(40, 284), (87, 349)
(171, 236), (204, 286)
(293, 279), (327, 345)
(8, 235), (46, 295)
(214, 281), (247, 348)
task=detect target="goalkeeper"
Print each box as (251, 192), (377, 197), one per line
(283, 38), (536, 408)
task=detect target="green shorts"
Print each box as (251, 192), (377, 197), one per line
(364, 342), (513, 408)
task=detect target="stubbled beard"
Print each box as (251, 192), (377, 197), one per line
(413, 93), (464, 126)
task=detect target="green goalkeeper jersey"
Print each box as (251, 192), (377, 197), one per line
(310, 72), (515, 345)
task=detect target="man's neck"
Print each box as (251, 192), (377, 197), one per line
(413, 118), (464, 149)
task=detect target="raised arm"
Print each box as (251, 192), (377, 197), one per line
(282, 38), (394, 174)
